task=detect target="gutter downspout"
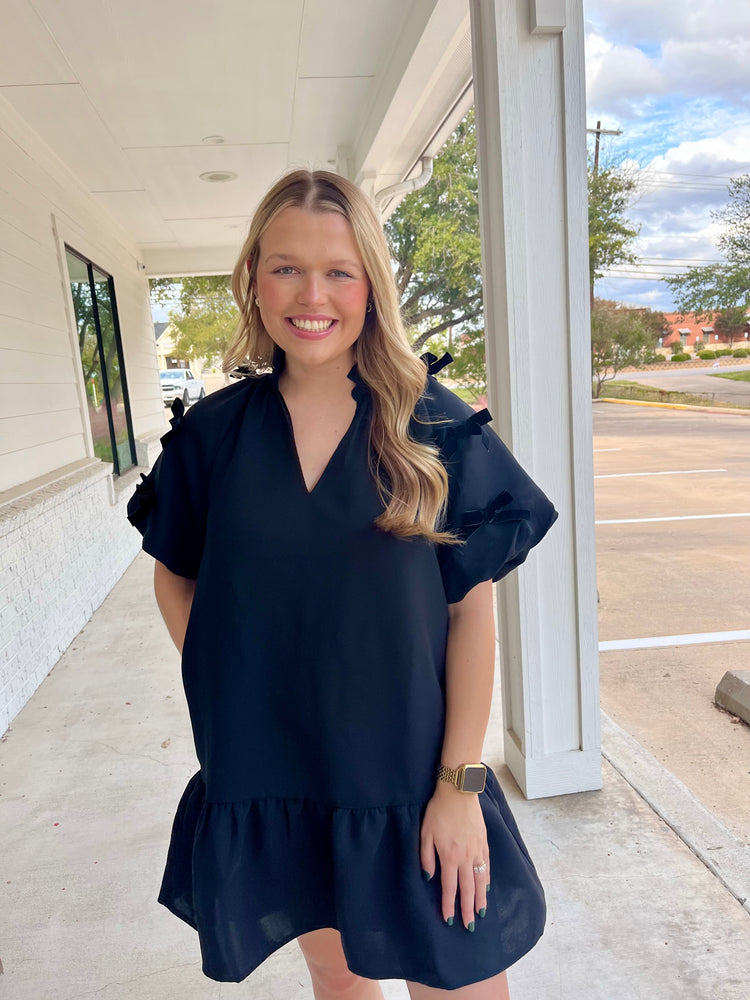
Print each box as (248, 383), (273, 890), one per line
(374, 156), (434, 214)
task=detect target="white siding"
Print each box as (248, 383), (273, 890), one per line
(0, 92), (166, 493)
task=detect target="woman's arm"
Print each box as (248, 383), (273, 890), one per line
(419, 579), (496, 931)
(153, 560), (197, 655)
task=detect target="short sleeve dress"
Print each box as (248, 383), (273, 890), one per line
(127, 347), (558, 990)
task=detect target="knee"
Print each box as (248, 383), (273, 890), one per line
(297, 928), (361, 995)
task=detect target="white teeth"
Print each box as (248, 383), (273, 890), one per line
(290, 318), (335, 332)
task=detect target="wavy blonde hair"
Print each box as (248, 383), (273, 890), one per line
(223, 169), (457, 544)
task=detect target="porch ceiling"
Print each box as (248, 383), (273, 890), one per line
(1, 0), (472, 275)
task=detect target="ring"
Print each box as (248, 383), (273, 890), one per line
(473, 862), (487, 874)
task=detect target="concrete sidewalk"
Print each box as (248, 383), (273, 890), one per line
(2, 553), (750, 1000)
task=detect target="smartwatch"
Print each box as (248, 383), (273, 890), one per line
(437, 763), (487, 793)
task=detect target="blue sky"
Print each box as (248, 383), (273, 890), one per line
(584, 0), (750, 312)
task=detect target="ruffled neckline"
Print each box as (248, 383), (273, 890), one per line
(270, 344), (370, 405)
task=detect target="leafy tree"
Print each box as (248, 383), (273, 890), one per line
(664, 175), (750, 318)
(714, 305), (749, 347)
(385, 110), (483, 354)
(588, 160), (640, 294)
(591, 299), (660, 397)
(150, 275), (237, 367)
(424, 325), (488, 400)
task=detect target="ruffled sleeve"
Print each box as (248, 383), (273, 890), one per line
(415, 358), (558, 605)
(126, 398), (208, 580)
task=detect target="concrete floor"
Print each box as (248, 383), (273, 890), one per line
(2, 552), (750, 999)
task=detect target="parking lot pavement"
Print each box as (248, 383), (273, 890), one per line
(593, 403), (750, 844)
(615, 363), (750, 406)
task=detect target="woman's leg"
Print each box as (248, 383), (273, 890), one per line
(405, 970), (510, 1000)
(297, 927), (385, 1000)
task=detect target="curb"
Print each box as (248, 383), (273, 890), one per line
(601, 711), (750, 914)
(595, 397), (750, 416)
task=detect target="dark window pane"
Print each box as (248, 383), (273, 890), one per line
(66, 251), (113, 464)
(92, 268), (132, 473)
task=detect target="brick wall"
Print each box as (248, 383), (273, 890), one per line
(0, 461), (148, 735)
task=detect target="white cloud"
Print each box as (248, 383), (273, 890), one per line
(661, 38), (750, 104)
(585, 32), (665, 117)
(585, 0), (750, 48)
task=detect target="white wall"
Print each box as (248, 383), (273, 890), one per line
(0, 93), (164, 733)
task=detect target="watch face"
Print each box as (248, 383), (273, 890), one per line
(461, 765), (487, 793)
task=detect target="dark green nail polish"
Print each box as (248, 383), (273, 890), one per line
(487, 883), (491, 893)
(479, 907), (487, 918)
(446, 916), (454, 926)
(467, 921), (475, 932)
(422, 869), (432, 881)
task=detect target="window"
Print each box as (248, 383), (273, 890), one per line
(65, 248), (136, 475)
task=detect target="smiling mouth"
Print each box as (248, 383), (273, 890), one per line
(289, 318), (336, 333)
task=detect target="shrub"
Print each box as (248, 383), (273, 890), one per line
(698, 350), (717, 360)
(648, 354), (666, 363)
(670, 353), (691, 362)
(716, 348), (734, 357)
(732, 348), (749, 358)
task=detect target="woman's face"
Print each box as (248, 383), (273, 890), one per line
(254, 206), (370, 375)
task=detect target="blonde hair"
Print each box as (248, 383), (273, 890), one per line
(223, 169), (457, 544)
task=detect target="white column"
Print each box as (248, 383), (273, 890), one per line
(470, 0), (601, 797)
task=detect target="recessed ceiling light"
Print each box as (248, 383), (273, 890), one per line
(199, 171), (237, 183)
(202, 135), (225, 145)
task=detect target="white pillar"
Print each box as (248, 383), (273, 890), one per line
(470, 0), (601, 798)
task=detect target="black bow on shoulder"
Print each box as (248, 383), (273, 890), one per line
(419, 351), (454, 376)
(159, 397), (185, 448)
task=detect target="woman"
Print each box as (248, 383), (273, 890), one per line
(128, 169), (557, 999)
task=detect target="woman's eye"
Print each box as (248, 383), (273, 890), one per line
(274, 266), (297, 275)
(330, 269), (353, 279)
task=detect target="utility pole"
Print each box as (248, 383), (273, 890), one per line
(586, 121), (623, 177)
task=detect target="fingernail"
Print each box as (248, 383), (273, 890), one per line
(446, 916), (454, 926)
(422, 869), (432, 881)
(487, 883), (491, 893)
(479, 907), (487, 918)
(467, 920), (475, 933)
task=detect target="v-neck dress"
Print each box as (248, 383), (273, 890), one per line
(126, 348), (557, 990)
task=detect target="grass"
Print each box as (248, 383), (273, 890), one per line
(597, 380), (750, 410)
(708, 370), (750, 382)
(449, 385), (485, 404)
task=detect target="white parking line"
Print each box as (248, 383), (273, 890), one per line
(594, 468), (727, 479)
(601, 630), (750, 651)
(596, 513), (750, 524)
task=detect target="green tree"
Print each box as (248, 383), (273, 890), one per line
(385, 110), (483, 355)
(591, 299), (660, 398)
(664, 175), (750, 318)
(714, 306), (748, 347)
(150, 275), (237, 366)
(588, 161), (640, 294)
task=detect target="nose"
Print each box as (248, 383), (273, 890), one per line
(298, 271), (326, 306)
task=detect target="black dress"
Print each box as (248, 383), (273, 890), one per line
(127, 348), (557, 990)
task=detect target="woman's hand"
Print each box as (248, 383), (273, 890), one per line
(420, 782), (490, 930)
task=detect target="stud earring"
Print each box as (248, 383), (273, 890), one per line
(255, 297), (260, 307)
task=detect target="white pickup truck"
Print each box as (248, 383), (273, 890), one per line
(160, 369), (206, 407)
